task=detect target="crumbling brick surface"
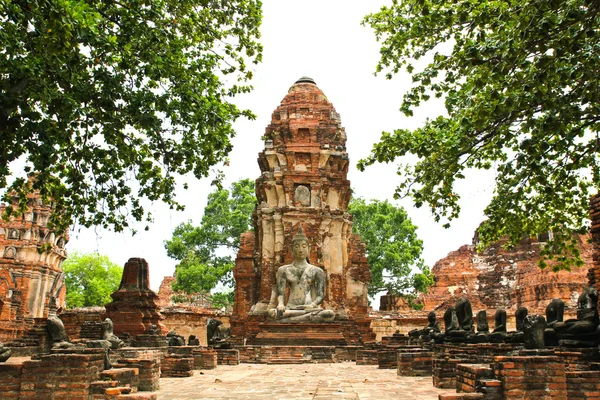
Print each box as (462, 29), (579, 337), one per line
(104, 258), (167, 336)
(0, 189), (68, 341)
(493, 355), (568, 400)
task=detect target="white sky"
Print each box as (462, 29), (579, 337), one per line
(67, 1), (496, 294)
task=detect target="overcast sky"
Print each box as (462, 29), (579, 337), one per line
(67, 1), (496, 295)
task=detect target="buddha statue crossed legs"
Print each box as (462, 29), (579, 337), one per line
(269, 229), (334, 323)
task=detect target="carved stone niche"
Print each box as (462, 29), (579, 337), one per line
(8, 229), (19, 240)
(3, 247), (16, 259)
(294, 185), (311, 207)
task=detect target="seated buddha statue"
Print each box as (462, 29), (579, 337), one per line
(268, 229), (334, 323)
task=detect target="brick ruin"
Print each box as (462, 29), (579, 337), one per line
(380, 229), (592, 321)
(0, 189), (68, 341)
(230, 77), (374, 344)
(104, 258), (167, 337)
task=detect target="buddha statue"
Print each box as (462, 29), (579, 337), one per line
(445, 298), (474, 342)
(473, 310), (490, 343)
(544, 298), (565, 346)
(489, 308), (508, 343)
(555, 287), (600, 347)
(102, 318), (124, 350)
(408, 311), (441, 343)
(269, 228), (334, 323)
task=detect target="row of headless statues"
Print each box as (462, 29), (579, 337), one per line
(410, 286), (599, 348)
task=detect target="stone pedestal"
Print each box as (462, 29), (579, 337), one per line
(104, 258), (167, 337)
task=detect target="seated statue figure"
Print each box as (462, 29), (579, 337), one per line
(505, 307), (527, 344)
(473, 310), (490, 343)
(269, 228), (334, 323)
(409, 312), (441, 343)
(102, 318), (124, 350)
(544, 298), (565, 346)
(555, 287), (600, 347)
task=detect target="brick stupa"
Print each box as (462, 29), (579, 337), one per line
(230, 77), (375, 344)
(0, 189), (68, 341)
(104, 257), (167, 336)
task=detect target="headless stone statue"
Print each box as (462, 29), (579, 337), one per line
(544, 298), (565, 346)
(556, 287), (600, 347)
(455, 298), (474, 332)
(505, 307), (528, 344)
(523, 314), (547, 349)
(102, 318), (124, 350)
(188, 335), (200, 346)
(167, 330), (185, 346)
(493, 308), (507, 333)
(207, 318), (231, 348)
(444, 299), (474, 343)
(444, 306), (459, 333)
(269, 229), (334, 323)
(515, 307), (528, 332)
(473, 310), (490, 344)
(476, 310), (489, 333)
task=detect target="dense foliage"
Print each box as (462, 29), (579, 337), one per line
(165, 178), (255, 294)
(63, 251), (122, 308)
(348, 198), (433, 298)
(1, 0), (263, 233)
(360, 0), (600, 270)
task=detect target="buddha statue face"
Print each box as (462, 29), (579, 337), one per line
(291, 239), (309, 261)
(290, 228), (310, 262)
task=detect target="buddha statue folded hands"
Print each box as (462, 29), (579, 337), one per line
(268, 229), (335, 323)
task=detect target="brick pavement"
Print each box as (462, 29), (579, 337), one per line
(159, 363), (456, 399)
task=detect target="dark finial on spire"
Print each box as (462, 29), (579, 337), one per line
(295, 76), (316, 85)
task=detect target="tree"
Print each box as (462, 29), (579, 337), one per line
(1, 0), (263, 233)
(164, 178), (255, 294)
(63, 251), (122, 308)
(360, 0), (600, 270)
(349, 198), (433, 298)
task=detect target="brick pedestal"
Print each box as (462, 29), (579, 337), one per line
(216, 348), (240, 365)
(493, 356), (567, 399)
(193, 348), (218, 369)
(356, 350), (378, 365)
(397, 352), (433, 376)
(161, 354), (194, 378)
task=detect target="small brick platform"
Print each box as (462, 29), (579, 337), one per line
(161, 354), (194, 378)
(398, 352), (433, 376)
(216, 348), (240, 365)
(356, 350), (379, 365)
(193, 348), (218, 369)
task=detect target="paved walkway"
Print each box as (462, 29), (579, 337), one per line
(159, 363), (455, 399)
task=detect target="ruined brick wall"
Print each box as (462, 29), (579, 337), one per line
(161, 308), (229, 346)
(156, 275), (211, 308)
(59, 307), (104, 339)
(418, 232), (592, 315)
(0, 189), (68, 341)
